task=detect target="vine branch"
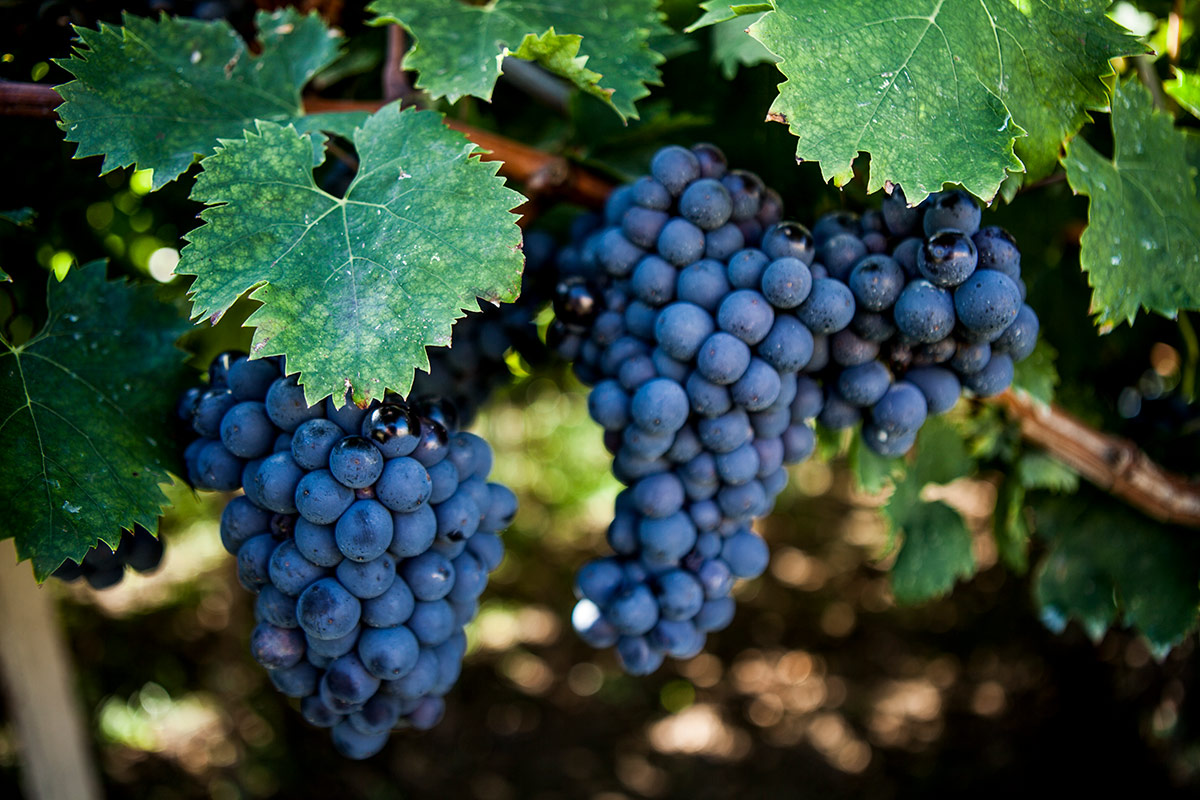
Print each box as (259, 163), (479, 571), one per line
(4, 81), (1199, 527)
(381, 26), (412, 104)
(996, 391), (1200, 528)
(0, 82), (58, 118)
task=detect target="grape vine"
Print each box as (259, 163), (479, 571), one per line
(2, 0), (1199, 781)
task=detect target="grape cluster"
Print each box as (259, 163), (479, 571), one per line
(550, 145), (822, 674)
(551, 145), (1040, 673)
(177, 354), (517, 759)
(52, 524), (164, 589)
(809, 188), (1040, 455)
(408, 230), (557, 425)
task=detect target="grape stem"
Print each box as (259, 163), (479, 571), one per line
(5, 80), (1199, 528)
(382, 26), (413, 104)
(995, 390), (1200, 528)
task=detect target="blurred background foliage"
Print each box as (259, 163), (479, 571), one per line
(3, 0), (1200, 797)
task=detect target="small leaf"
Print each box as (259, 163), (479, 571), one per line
(178, 103), (526, 407)
(368, 0), (670, 121)
(1016, 452), (1078, 493)
(907, 415), (972, 488)
(1033, 490), (1200, 655)
(685, 1), (773, 32)
(749, 0), (1143, 203)
(55, 9), (365, 190)
(993, 478), (1029, 573)
(890, 501), (976, 604)
(1167, 68), (1200, 120)
(881, 417), (977, 603)
(848, 430), (902, 494)
(711, 12), (777, 80)
(0, 262), (192, 580)
(1063, 77), (1200, 327)
(1012, 339), (1058, 404)
(814, 422), (849, 461)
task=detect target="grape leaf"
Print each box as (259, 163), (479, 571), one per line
(367, 0), (670, 121)
(890, 501), (976, 604)
(0, 262), (191, 580)
(901, 415), (972, 490)
(993, 477), (1029, 573)
(1063, 78), (1200, 328)
(1012, 339), (1058, 405)
(848, 431), (902, 494)
(1166, 68), (1200, 120)
(1015, 452), (1078, 493)
(711, 13), (777, 80)
(178, 103), (525, 407)
(55, 9), (367, 190)
(749, 0), (1142, 203)
(1033, 490), (1200, 657)
(877, 418), (978, 603)
(684, 2), (773, 32)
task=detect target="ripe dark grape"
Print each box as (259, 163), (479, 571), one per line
(796, 278), (855, 334)
(549, 143), (1043, 675)
(650, 145), (701, 195)
(548, 144), (823, 673)
(882, 185), (918, 235)
(759, 257), (812, 309)
(819, 232), (868, 281)
(679, 178), (733, 230)
(760, 222), (816, 264)
(918, 231), (978, 287)
(361, 403), (420, 459)
(177, 349), (518, 760)
(923, 189), (982, 236)
(954, 269), (1022, 338)
(973, 226), (1022, 279)
(52, 524), (165, 589)
(894, 280), (956, 343)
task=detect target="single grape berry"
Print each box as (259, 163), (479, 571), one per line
(922, 189), (982, 236)
(760, 222), (816, 264)
(362, 403), (420, 459)
(918, 231), (978, 288)
(554, 277), (602, 331)
(329, 436), (385, 489)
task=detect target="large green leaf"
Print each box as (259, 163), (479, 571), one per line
(178, 103), (525, 407)
(1033, 490), (1200, 657)
(749, 0), (1141, 203)
(1063, 78), (1200, 328)
(367, 0), (669, 121)
(55, 9), (367, 190)
(0, 262), (191, 580)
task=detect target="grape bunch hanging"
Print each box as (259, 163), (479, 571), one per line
(163, 141), (1041, 756)
(176, 352), (517, 760)
(546, 143), (1040, 674)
